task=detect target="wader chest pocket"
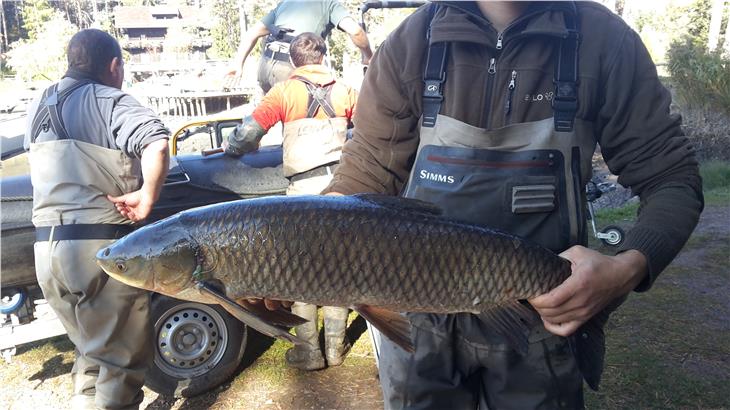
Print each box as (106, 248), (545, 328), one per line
(406, 145), (571, 251)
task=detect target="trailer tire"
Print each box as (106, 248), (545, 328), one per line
(600, 225), (625, 247)
(144, 294), (247, 398)
(1, 287), (27, 315)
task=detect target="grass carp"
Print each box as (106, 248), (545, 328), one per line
(96, 194), (606, 388)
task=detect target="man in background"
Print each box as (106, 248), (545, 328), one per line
(226, 0), (373, 93)
(24, 29), (169, 409)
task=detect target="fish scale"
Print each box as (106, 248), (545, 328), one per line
(169, 195), (570, 312)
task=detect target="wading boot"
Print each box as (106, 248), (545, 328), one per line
(70, 359), (98, 410)
(323, 306), (351, 367)
(285, 302), (325, 371)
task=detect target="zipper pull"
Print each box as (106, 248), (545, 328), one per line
(505, 70), (517, 116)
(496, 32), (504, 50)
(488, 58), (496, 75)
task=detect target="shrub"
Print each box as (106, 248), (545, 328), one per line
(667, 36), (730, 115)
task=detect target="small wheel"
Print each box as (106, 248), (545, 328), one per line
(0, 287), (27, 315)
(144, 294), (247, 398)
(600, 225), (625, 247)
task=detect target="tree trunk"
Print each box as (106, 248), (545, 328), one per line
(0, 0), (8, 55)
(707, 0), (724, 52)
(723, 2), (730, 57)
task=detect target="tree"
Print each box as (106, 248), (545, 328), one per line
(1, 1), (8, 54)
(21, 0), (56, 40)
(722, 5), (730, 56)
(7, 12), (78, 82)
(209, 0), (240, 59)
(707, 0), (725, 51)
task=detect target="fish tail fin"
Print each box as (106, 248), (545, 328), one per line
(354, 305), (414, 353)
(571, 296), (625, 391)
(477, 300), (541, 356)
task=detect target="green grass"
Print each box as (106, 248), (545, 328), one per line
(595, 161), (730, 224)
(585, 161), (730, 408)
(700, 161), (730, 191)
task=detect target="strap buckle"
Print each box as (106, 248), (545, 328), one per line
(423, 79), (444, 101)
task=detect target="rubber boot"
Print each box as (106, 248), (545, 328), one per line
(70, 353), (98, 410)
(323, 306), (351, 366)
(285, 302), (325, 371)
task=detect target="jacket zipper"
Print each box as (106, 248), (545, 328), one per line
(484, 57), (497, 128)
(504, 70), (517, 123)
(485, 9), (566, 129)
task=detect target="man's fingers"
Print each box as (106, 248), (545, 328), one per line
(529, 276), (578, 309)
(263, 299), (280, 311)
(541, 318), (581, 337)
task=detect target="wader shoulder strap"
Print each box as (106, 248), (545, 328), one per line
(422, 3), (448, 128)
(30, 79), (93, 143)
(552, 2), (580, 133)
(292, 75), (337, 118)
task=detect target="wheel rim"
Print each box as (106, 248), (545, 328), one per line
(604, 229), (622, 246)
(153, 302), (228, 379)
(0, 288), (26, 314)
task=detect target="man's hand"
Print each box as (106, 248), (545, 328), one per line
(246, 298), (294, 311)
(108, 190), (155, 222)
(529, 246), (647, 337)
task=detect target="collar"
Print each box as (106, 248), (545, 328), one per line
(429, 1), (573, 46)
(288, 64), (336, 86)
(63, 68), (104, 84)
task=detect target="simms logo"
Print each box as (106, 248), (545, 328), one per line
(419, 170), (455, 184)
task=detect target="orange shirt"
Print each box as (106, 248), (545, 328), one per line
(251, 65), (358, 130)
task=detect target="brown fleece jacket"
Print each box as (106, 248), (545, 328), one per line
(325, 1), (703, 291)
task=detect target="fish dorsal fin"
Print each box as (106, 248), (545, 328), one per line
(477, 300), (541, 356)
(195, 282), (308, 345)
(352, 194), (442, 216)
(354, 304), (414, 353)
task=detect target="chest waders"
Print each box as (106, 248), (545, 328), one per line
(28, 79), (152, 409)
(375, 4), (594, 409)
(281, 77), (352, 372)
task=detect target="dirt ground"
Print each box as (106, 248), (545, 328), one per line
(1, 199), (728, 410)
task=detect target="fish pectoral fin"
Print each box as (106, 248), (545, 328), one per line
(195, 282), (308, 345)
(237, 298), (308, 327)
(477, 300), (541, 356)
(354, 305), (414, 353)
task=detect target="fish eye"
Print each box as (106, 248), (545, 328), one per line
(115, 260), (127, 272)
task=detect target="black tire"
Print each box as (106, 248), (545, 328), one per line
(0, 287), (27, 314)
(145, 294), (247, 398)
(600, 225), (625, 247)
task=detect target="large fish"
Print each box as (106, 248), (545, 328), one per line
(96, 194), (608, 389)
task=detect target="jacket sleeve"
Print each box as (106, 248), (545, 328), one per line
(110, 93), (169, 159)
(251, 83), (286, 130)
(596, 28), (703, 291)
(324, 38), (422, 195)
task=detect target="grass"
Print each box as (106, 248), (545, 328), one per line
(584, 160), (730, 409)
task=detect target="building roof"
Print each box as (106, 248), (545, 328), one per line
(114, 6), (211, 30)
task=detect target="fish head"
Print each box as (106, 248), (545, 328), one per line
(96, 222), (198, 296)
